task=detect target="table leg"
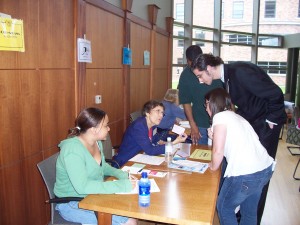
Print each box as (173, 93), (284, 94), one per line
(98, 212), (112, 225)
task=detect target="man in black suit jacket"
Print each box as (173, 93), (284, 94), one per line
(191, 53), (287, 224)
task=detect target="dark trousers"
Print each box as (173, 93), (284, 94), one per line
(251, 120), (283, 225)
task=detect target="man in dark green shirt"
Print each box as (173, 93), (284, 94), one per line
(178, 45), (223, 144)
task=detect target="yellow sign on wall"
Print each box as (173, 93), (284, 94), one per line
(0, 18), (25, 52)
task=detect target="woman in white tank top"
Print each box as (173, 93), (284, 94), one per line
(204, 88), (275, 225)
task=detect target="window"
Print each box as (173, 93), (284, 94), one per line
(265, 0), (276, 18)
(227, 34), (252, 44)
(178, 31), (184, 37)
(194, 31), (205, 46)
(176, 3), (184, 22)
(177, 31), (184, 47)
(177, 58), (184, 64)
(298, 0), (300, 17)
(232, 1), (244, 19)
(258, 36), (279, 46)
(257, 61), (287, 74)
(178, 40), (184, 47)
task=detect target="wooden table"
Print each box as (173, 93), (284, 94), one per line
(79, 145), (220, 225)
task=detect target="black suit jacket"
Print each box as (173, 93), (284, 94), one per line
(224, 62), (286, 125)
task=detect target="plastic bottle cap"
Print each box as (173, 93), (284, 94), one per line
(141, 172), (148, 178)
(167, 137), (171, 142)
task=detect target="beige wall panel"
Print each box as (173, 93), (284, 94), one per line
(40, 70), (75, 150)
(86, 69), (124, 122)
(130, 23), (151, 68)
(0, 71), (22, 167)
(39, 0), (74, 68)
(152, 68), (169, 100)
(155, 33), (169, 68)
(130, 69), (150, 112)
(20, 70), (42, 157)
(86, 4), (123, 69)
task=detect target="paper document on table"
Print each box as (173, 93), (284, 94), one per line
(168, 160), (209, 173)
(190, 149), (211, 161)
(179, 121), (191, 128)
(122, 166), (144, 174)
(173, 143), (191, 157)
(116, 179), (160, 194)
(129, 154), (165, 165)
(121, 166), (167, 178)
(172, 124), (185, 135)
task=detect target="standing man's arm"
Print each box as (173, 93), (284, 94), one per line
(183, 104), (201, 144)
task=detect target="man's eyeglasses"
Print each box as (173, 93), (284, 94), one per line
(194, 70), (209, 79)
(203, 101), (209, 108)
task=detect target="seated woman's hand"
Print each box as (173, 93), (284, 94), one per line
(129, 174), (138, 189)
(173, 133), (188, 144)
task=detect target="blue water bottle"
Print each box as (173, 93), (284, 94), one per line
(138, 172), (151, 207)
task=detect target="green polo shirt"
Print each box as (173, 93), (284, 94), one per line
(178, 66), (224, 128)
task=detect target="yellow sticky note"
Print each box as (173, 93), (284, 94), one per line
(190, 149), (211, 161)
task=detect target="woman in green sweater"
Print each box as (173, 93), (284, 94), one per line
(54, 107), (137, 225)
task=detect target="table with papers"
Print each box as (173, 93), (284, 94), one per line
(79, 144), (220, 225)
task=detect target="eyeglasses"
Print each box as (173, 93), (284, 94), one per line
(195, 70), (209, 79)
(196, 74), (202, 79)
(203, 101), (210, 108)
(151, 109), (165, 117)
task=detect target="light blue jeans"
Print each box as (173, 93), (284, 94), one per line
(56, 201), (129, 225)
(217, 165), (273, 225)
(198, 127), (208, 145)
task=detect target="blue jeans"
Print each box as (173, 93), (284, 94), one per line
(56, 201), (129, 225)
(217, 165), (273, 225)
(198, 127), (208, 145)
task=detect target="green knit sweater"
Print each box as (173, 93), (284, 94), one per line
(54, 137), (132, 197)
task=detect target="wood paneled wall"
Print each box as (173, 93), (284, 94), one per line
(0, 0), (172, 224)
(0, 0), (75, 224)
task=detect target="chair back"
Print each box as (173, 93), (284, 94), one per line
(37, 153), (59, 200)
(130, 110), (142, 123)
(37, 153), (80, 225)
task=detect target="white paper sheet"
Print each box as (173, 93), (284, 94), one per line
(116, 179), (160, 194)
(172, 124), (185, 135)
(129, 154), (165, 165)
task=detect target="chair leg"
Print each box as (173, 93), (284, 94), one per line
(293, 158), (300, 180)
(287, 146), (300, 156)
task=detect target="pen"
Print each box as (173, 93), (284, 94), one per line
(137, 168), (143, 173)
(173, 157), (186, 161)
(148, 168), (192, 174)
